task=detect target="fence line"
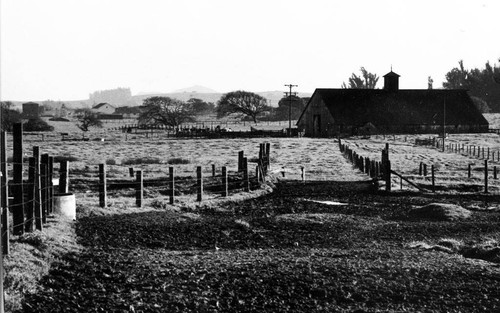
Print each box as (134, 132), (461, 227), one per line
(95, 142), (271, 207)
(0, 123), (272, 313)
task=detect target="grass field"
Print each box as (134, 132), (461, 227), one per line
(3, 122), (500, 312)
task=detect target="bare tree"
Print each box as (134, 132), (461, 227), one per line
(138, 96), (196, 127)
(76, 109), (103, 132)
(216, 91), (270, 123)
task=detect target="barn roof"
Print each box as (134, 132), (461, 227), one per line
(298, 88), (488, 127)
(92, 102), (115, 109)
(383, 71), (400, 78)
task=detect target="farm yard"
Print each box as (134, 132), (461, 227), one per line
(2, 128), (500, 312)
(3, 0), (500, 311)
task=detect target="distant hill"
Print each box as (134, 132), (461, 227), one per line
(172, 85), (219, 94)
(4, 88), (312, 110)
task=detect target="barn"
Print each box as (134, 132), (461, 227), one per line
(92, 102), (116, 115)
(297, 71), (489, 137)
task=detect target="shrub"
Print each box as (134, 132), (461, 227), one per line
(150, 199), (168, 210)
(54, 155), (79, 163)
(49, 117), (70, 122)
(122, 157), (162, 165)
(23, 118), (54, 132)
(167, 157), (190, 165)
(106, 158), (116, 165)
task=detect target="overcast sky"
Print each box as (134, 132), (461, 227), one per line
(1, 0), (499, 101)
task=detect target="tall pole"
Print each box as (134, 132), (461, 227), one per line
(284, 84), (298, 137)
(442, 97), (446, 152)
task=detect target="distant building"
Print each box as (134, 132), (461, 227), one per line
(22, 102), (40, 119)
(297, 71), (489, 137)
(91, 102), (116, 115)
(114, 106), (143, 119)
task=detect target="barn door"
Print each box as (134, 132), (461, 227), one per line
(313, 115), (321, 136)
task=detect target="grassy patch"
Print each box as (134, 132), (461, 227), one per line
(3, 218), (81, 312)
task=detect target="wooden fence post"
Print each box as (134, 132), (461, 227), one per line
(99, 164), (107, 208)
(169, 167), (175, 205)
(494, 166), (497, 180)
(259, 144), (264, 164)
(265, 143), (271, 169)
(13, 123), (24, 235)
(419, 162), (423, 176)
(40, 163), (48, 223)
(129, 167), (134, 177)
(59, 160), (69, 194)
(468, 164), (472, 179)
(385, 160), (391, 192)
(1, 131), (9, 254)
(0, 214), (3, 311)
(238, 151), (244, 172)
(40, 154), (50, 222)
(259, 160), (266, 183)
(243, 157), (250, 192)
(221, 166), (228, 197)
(423, 163), (428, 177)
(33, 147), (42, 231)
(48, 156), (54, 215)
(431, 165), (435, 192)
(212, 164), (216, 177)
(301, 166), (306, 182)
(136, 170), (143, 207)
(484, 160), (488, 193)
(25, 157), (35, 233)
(197, 166), (203, 202)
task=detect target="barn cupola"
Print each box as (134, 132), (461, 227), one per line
(383, 70), (400, 92)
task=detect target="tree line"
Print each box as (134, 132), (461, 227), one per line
(137, 93), (308, 128)
(443, 59), (500, 112)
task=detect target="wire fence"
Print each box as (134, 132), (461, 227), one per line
(339, 135), (500, 193)
(0, 123), (277, 313)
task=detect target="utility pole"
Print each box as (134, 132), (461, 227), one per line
(284, 84), (298, 137)
(442, 97), (446, 152)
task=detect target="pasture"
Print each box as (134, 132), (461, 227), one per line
(3, 128), (500, 312)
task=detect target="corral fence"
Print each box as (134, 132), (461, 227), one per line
(342, 136), (500, 193)
(20, 119), (301, 142)
(89, 143), (272, 207)
(337, 140), (411, 192)
(0, 123), (70, 313)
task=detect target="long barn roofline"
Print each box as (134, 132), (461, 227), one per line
(296, 87), (485, 128)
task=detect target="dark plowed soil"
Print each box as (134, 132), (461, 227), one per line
(21, 181), (500, 312)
